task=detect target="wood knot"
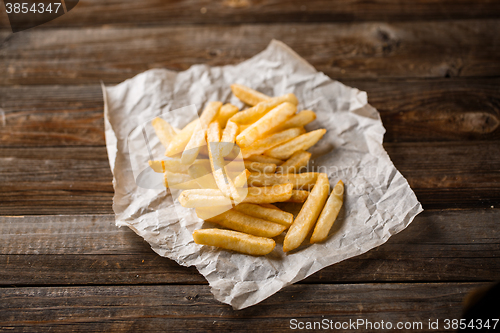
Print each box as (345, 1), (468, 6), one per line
(185, 294), (199, 301)
(453, 112), (499, 134)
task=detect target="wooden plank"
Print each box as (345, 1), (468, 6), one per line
(1, 141), (499, 215)
(1, 20), (499, 85)
(1, 209), (499, 285)
(2, 0), (500, 29)
(1, 78), (499, 147)
(0, 282), (485, 332)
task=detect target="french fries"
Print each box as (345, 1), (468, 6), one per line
(286, 190), (310, 203)
(310, 180), (344, 243)
(152, 117), (179, 149)
(233, 203), (293, 227)
(264, 129), (327, 160)
(240, 127), (305, 158)
(246, 155), (283, 165)
(242, 183), (293, 204)
(283, 173), (330, 252)
(181, 102), (221, 165)
(148, 83), (345, 256)
(230, 93), (298, 124)
(206, 209), (286, 238)
(207, 121), (240, 200)
(165, 119), (198, 157)
(193, 229), (275, 256)
(276, 110), (316, 131)
(277, 150), (311, 174)
(244, 161), (277, 173)
(217, 104), (239, 128)
(236, 102), (297, 148)
(230, 84), (270, 106)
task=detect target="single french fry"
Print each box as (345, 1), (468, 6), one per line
(163, 158), (211, 174)
(234, 203), (293, 227)
(207, 121), (240, 200)
(165, 119), (198, 156)
(217, 104), (239, 128)
(230, 93), (298, 124)
(148, 160), (164, 173)
(246, 155), (283, 165)
(193, 229), (275, 256)
(188, 163), (218, 189)
(283, 173), (330, 252)
(247, 172), (318, 189)
(181, 102), (222, 165)
(236, 102), (297, 148)
(244, 161), (277, 173)
(264, 129), (327, 160)
(164, 171), (202, 190)
(178, 189), (232, 208)
(220, 120), (239, 156)
(242, 183), (293, 204)
(275, 110), (316, 131)
(233, 169), (251, 187)
(231, 84), (270, 106)
(206, 209), (286, 238)
(152, 117), (178, 149)
(277, 150), (311, 174)
(310, 180), (344, 243)
(285, 190), (310, 203)
(240, 127), (305, 158)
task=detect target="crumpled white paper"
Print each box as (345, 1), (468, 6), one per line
(102, 40), (423, 310)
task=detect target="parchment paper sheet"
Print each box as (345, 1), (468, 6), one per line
(102, 40), (423, 310)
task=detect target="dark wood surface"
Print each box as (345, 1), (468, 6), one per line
(1, 1), (499, 331)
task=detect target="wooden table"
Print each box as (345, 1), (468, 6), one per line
(1, 1), (499, 331)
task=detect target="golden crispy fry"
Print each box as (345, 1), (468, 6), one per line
(217, 104), (239, 128)
(181, 102), (222, 165)
(164, 171), (202, 190)
(220, 120), (239, 156)
(236, 102), (297, 148)
(234, 203), (293, 227)
(162, 158), (210, 174)
(277, 150), (311, 174)
(207, 121), (240, 200)
(178, 189), (232, 207)
(310, 180), (344, 243)
(285, 190), (310, 203)
(152, 117), (178, 149)
(231, 84), (270, 106)
(246, 155), (283, 165)
(188, 163), (218, 189)
(247, 172), (318, 190)
(148, 160), (164, 173)
(242, 183), (293, 204)
(230, 94), (298, 124)
(232, 169), (251, 187)
(193, 229), (275, 256)
(244, 161), (277, 173)
(275, 110), (316, 131)
(165, 119), (198, 156)
(264, 129), (327, 160)
(206, 209), (286, 238)
(259, 203), (280, 210)
(240, 127), (305, 158)
(283, 173), (330, 252)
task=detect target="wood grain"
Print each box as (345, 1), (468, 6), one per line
(1, 20), (499, 85)
(1, 141), (499, 215)
(1, 0), (500, 29)
(1, 209), (499, 285)
(1, 78), (499, 147)
(0, 282), (485, 332)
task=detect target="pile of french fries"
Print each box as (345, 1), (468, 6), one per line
(149, 84), (344, 255)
